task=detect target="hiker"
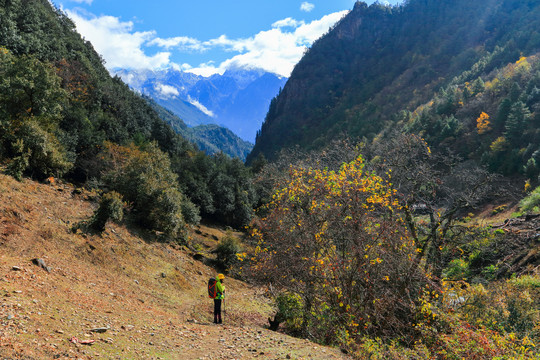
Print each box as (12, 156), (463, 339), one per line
(214, 273), (225, 324)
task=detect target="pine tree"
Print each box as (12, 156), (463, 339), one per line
(505, 101), (531, 145)
(495, 98), (513, 130)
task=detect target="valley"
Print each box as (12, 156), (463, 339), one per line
(1, 0), (540, 358)
(116, 67), (287, 143)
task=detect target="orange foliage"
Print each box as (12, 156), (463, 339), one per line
(476, 112), (491, 134)
(55, 59), (92, 103)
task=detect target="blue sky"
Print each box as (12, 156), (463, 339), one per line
(54, 0), (402, 77)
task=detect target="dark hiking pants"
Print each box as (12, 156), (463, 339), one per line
(214, 299), (222, 323)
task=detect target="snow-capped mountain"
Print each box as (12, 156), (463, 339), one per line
(114, 67), (288, 142)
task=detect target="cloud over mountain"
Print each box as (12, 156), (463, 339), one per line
(154, 83), (179, 99)
(65, 8), (347, 77)
(148, 36), (205, 52)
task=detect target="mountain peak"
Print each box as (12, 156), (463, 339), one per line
(116, 66), (287, 142)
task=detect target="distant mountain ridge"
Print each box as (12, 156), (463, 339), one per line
(115, 67), (287, 142)
(146, 96), (253, 161)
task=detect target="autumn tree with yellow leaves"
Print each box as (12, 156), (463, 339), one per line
(476, 112), (491, 134)
(249, 155), (431, 343)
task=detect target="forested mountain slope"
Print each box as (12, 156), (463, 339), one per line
(147, 97), (253, 161)
(248, 0), (540, 171)
(0, 0), (192, 180)
(0, 0), (258, 233)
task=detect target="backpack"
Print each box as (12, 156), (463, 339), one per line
(208, 277), (217, 298)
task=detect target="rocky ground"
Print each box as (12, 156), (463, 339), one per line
(0, 174), (349, 360)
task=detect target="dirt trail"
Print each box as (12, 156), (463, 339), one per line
(0, 263), (348, 359)
(0, 174), (350, 359)
(160, 323), (347, 359)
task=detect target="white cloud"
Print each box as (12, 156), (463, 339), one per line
(65, 9), (171, 70)
(300, 2), (315, 12)
(204, 35), (245, 52)
(188, 11), (348, 77)
(154, 83), (179, 98)
(148, 36), (205, 52)
(272, 17), (303, 29)
(171, 63), (193, 72)
(65, 8), (348, 77)
(187, 61), (225, 77)
(293, 11), (346, 43)
(187, 95), (215, 117)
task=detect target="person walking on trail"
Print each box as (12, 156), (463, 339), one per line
(214, 274), (225, 324)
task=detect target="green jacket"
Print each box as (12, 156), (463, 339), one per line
(216, 279), (225, 300)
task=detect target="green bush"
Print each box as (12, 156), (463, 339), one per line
(0, 52), (67, 122)
(444, 275), (540, 339)
(481, 264), (499, 280)
(0, 51), (72, 179)
(444, 258), (470, 280)
(5, 139), (29, 181)
(215, 231), (242, 270)
(148, 187), (185, 238)
(18, 119), (72, 178)
(89, 191), (124, 232)
(520, 186), (540, 212)
(180, 199), (201, 226)
(505, 275), (540, 337)
(100, 142), (199, 240)
(275, 292), (303, 333)
(511, 274), (540, 289)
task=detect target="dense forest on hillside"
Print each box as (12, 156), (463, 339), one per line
(403, 54), (540, 178)
(0, 0), (258, 234)
(249, 0), (540, 175)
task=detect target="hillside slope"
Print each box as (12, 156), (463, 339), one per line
(0, 174), (348, 360)
(248, 0), (540, 163)
(0, 0), (195, 181)
(147, 97), (253, 161)
(0, 0), (259, 232)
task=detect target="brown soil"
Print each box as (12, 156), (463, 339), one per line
(0, 174), (349, 360)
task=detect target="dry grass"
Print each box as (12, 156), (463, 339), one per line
(0, 174), (349, 360)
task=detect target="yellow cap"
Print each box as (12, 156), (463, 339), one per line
(217, 273), (225, 280)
